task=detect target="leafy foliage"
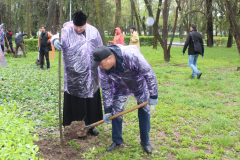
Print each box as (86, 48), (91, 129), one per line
(0, 102), (40, 160)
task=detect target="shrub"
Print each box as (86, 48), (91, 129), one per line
(0, 102), (39, 159)
(24, 39), (38, 52)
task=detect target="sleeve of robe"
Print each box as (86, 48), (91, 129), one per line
(98, 68), (114, 113)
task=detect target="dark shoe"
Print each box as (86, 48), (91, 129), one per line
(141, 144), (152, 154)
(88, 128), (99, 136)
(197, 72), (202, 79)
(106, 143), (121, 152)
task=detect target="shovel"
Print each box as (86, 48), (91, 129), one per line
(84, 101), (149, 130)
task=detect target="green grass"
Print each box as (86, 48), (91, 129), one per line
(0, 45), (240, 159)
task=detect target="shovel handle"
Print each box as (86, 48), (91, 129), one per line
(91, 101), (149, 127)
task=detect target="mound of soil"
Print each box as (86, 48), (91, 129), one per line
(64, 121), (88, 141)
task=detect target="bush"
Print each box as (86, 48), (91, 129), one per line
(0, 102), (39, 159)
(204, 37), (236, 46)
(24, 39), (38, 52)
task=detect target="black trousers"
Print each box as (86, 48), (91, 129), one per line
(1, 45), (4, 52)
(63, 89), (103, 127)
(40, 48), (50, 69)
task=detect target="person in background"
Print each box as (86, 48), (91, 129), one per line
(129, 26), (140, 50)
(5, 29), (14, 53)
(0, 24), (5, 52)
(15, 33), (27, 58)
(182, 24), (204, 79)
(37, 26), (52, 70)
(109, 27), (124, 45)
(52, 11), (103, 136)
(92, 45), (158, 154)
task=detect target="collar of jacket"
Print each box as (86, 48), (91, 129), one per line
(105, 44), (124, 75)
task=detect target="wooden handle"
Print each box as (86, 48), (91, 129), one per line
(92, 101), (149, 127)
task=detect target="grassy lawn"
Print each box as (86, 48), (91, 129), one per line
(0, 46), (240, 159)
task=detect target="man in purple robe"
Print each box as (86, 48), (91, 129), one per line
(0, 23), (8, 68)
(52, 11), (103, 136)
(91, 45), (158, 154)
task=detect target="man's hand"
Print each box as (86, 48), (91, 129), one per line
(36, 45), (39, 48)
(103, 113), (112, 123)
(148, 98), (158, 105)
(182, 52), (184, 55)
(54, 40), (62, 50)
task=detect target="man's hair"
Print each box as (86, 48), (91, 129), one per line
(41, 25), (46, 29)
(190, 24), (197, 30)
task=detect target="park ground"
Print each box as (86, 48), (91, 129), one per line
(0, 46), (240, 159)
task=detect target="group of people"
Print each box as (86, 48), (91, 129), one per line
(0, 9), (204, 155)
(52, 11), (158, 154)
(108, 26), (140, 50)
(0, 23), (28, 58)
(50, 10), (204, 154)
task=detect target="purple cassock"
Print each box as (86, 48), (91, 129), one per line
(51, 21), (103, 127)
(98, 45), (158, 117)
(0, 24), (7, 68)
(52, 22), (103, 98)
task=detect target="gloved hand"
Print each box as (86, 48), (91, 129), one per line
(182, 52), (184, 55)
(148, 98), (158, 105)
(54, 40), (62, 50)
(103, 113), (112, 123)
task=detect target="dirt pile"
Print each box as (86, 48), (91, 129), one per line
(64, 121), (88, 141)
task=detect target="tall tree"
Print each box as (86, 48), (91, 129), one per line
(8, 0), (11, 29)
(227, 28), (233, 48)
(27, 0), (31, 39)
(224, 0), (240, 56)
(206, 0), (213, 47)
(95, 0), (107, 45)
(46, 0), (56, 32)
(111, 0), (121, 36)
(131, 0), (141, 36)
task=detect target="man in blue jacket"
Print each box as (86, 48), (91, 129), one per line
(15, 33), (27, 57)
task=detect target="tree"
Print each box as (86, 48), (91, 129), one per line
(46, 0), (56, 32)
(206, 0), (213, 47)
(7, 0), (11, 29)
(224, 0), (240, 56)
(27, 0), (31, 39)
(111, 0), (121, 36)
(95, 0), (107, 45)
(131, 0), (141, 36)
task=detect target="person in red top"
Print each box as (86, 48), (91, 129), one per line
(109, 27), (124, 45)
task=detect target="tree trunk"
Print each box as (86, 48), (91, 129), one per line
(130, 0), (134, 26)
(163, 0), (169, 61)
(52, 1), (58, 34)
(95, 0), (106, 45)
(46, 0), (56, 32)
(179, 24), (183, 39)
(111, 0), (121, 36)
(206, 0), (213, 47)
(227, 28), (233, 48)
(131, 0), (141, 36)
(140, 15), (147, 36)
(153, 0), (163, 49)
(8, 0), (11, 29)
(148, 0), (153, 36)
(167, 0), (181, 54)
(27, 0), (31, 39)
(225, 0), (240, 56)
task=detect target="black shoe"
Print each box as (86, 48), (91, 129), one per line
(141, 144), (152, 154)
(106, 143), (121, 152)
(88, 128), (99, 136)
(197, 72), (202, 79)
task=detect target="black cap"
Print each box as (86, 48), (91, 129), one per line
(72, 11), (87, 26)
(91, 46), (112, 68)
(130, 26), (136, 30)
